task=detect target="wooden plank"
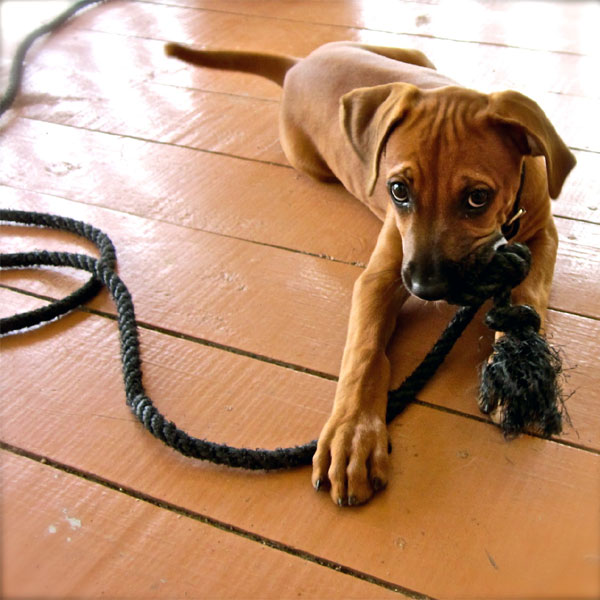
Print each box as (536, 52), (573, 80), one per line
(16, 27), (282, 102)
(14, 32), (285, 164)
(1, 147), (599, 323)
(0, 451), (402, 599)
(2, 189), (599, 447)
(0, 120), (382, 266)
(0, 188), (355, 375)
(15, 6), (599, 101)
(15, 3), (599, 151)
(13, 41), (599, 169)
(1, 289), (598, 600)
(76, 1), (600, 95)
(1, 186), (598, 359)
(553, 217), (600, 317)
(1, 119), (598, 272)
(558, 149), (600, 224)
(156, 0), (600, 57)
(19, 18), (596, 107)
(0, 289), (334, 451)
(19, 83), (286, 166)
(3, 3), (598, 600)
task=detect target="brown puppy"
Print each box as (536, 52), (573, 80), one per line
(165, 41), (576, 506)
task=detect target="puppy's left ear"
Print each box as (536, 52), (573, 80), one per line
(340, 82), (421, 195)
(488, 90), (576, 198)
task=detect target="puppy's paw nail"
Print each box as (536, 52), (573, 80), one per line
(372, 477), (385, 492)
(490, 405), (505, 425)
(478, 397), (495, 414)
(314, 479), (322, 492)
(348, 495), (358, 506)
(337, 497), (346, 507)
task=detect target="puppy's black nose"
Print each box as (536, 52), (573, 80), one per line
(403, 260), (449, 301)
(409, 278), (448, 301)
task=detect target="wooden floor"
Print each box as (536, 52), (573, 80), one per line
(1, 1), (599, 598)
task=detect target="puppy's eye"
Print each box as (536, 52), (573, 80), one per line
(466, 189), (492, 210)
(389, 181), (410, 205)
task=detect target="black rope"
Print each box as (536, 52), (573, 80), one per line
(0, 211), (116, 332)
(0, 0), (109, 117)
(0, 208), (563, 470)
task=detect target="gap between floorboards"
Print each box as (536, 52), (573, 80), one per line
(0, 441), (436, 600)
(2, 283), (598, 456)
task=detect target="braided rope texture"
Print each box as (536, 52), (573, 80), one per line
(0, 209), (565, 470)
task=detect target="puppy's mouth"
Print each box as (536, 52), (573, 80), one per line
(403, 237), (504, 306)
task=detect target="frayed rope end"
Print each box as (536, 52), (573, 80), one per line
(479, 327), (568, 439)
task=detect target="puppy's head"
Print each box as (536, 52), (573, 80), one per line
(341, 84), (576, 302)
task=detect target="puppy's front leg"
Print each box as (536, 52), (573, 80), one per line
(511, 219), (559, 333)
(312, 206), (408, 506)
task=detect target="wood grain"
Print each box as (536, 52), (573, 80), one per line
(158, 0), (600, 57)
(1, 289), (598, 599)
(1, 1), (598, 598)
(13, 4), (600, 148)
(0, 451), (402, 599)
(2, 189), (599, 448)
(1, 120), (598, 268)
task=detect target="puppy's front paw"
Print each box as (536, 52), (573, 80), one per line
(311, 410), (389, 506)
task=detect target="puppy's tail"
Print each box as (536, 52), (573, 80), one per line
(164, 43), (299, 87)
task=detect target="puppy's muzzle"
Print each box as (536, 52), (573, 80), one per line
(403, 238), (505, 305)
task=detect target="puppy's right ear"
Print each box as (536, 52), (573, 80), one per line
(340, 83), (420, 196)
